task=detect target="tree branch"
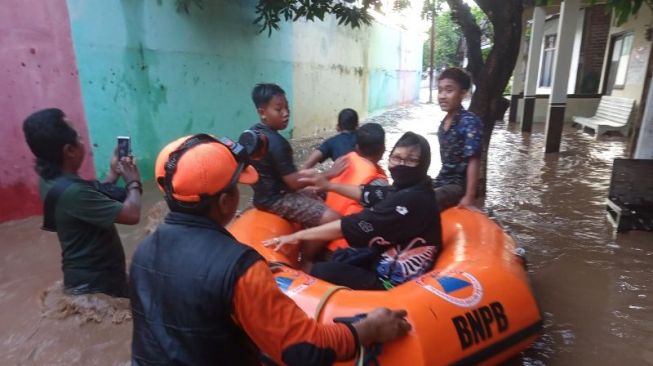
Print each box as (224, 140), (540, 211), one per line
(446, 0), (484, 79)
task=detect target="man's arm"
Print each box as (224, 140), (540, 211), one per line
(264, 219), (343, 255)
(298, 170), (362, 201)
(232, 260), (355, 365)
(458, 156), (479, 208)
(103, 148), (120, 184)
(114, 187), (141, 224)
(114, 157), (141, 225)
(458, 114), (483, 209)
(281, 171), (312, 191)
(232, 260), (411, 365)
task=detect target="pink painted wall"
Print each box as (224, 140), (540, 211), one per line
(0, 0), (94, 222)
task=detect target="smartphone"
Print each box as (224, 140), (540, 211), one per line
(117, 136), (131, 159)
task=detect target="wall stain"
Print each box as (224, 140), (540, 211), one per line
(184, 118), (193, 134)
(118, 1), (163, 172)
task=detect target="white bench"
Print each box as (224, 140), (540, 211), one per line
(572, 96), (635, 138)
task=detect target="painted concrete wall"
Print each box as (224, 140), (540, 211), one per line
(291, 18), (369, 137)
(291, 15), (422, 137)
(0, 0), (421, 222)
(66, 0), (295, 181)
(66, 0), (422, 180)
(516, 97), (600, 123)
(0, 0), (95, 222)
(635, 74), (653, 158)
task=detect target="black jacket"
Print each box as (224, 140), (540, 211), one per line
(130, 212), (262, 365)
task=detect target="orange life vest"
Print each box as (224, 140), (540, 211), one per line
(325, 151), (387, 250)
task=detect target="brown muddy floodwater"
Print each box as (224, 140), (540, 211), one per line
(1, 102), (652, 365)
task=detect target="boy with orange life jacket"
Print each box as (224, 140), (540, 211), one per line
(323, 123), (387, 250)
(325, 122), (387, 216)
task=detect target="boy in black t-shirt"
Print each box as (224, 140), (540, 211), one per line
(249, 84), (340, 228)
(302, 108), (359, 169)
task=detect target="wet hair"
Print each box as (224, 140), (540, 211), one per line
(356, 123), (385, 157)
(438, 67), (472, 91)
(391, 131), (431, 176)
(251, 83), (286, 108)
(337, 108), (359, 131)
(23, 108), (78, 180)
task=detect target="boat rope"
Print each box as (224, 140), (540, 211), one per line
(313, 285), (348, 320)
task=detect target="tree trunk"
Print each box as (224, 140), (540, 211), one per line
(429, 10), (436, 103)
(447, 0), (523, 197)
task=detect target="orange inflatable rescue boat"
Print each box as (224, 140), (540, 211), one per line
(228, 208), (542, 365)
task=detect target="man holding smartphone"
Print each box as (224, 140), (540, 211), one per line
(23, 108), (142, 298)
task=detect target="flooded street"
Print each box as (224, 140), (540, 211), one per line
(1, 101), (652, 365)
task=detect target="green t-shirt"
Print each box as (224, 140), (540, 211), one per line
(40, 175), (128, 297)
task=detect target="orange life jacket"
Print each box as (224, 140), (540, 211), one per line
(325, 152), (387, 250)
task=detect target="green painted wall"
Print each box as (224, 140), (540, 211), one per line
(66, 0), (421, 180)
(291, 14), (423, 137)
(67, 0), (294, 180)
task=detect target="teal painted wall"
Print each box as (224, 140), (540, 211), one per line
(67, 0), (294, 180)
(290, 15), (423, 137)
(66, 0), (422, 180)
(367, 22), (422, 113)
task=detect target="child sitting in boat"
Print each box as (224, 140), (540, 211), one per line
(325, 122), (388, 217)
(433, 67), (483, 210)
(324, 122), (387, 251)
(248, 83), (340, 228)
(302, 108), (359, 169)
(265, 132), (442, 290)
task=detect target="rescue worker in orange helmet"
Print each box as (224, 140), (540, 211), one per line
(129, 133), (411, 365)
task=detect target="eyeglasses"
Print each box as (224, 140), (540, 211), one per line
(389, 154), (420, 167)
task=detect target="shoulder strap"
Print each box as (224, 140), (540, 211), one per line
(42, 177), (83, 232)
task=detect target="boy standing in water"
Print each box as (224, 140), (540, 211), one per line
(302, 108), (359, 169)
(249, 83), (340, 227)
(433, 68), (483, 210)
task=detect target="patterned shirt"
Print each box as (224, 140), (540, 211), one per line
(434, 109), (483, 187)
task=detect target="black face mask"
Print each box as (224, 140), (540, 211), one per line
(390, 165), (425, 189)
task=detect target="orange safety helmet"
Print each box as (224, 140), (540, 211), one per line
(155, 133), (260, 210)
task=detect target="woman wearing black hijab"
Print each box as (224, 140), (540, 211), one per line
(264, 132), (442, 290)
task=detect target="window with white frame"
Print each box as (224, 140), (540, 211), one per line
(612, 33), (633, 89)
(540, 34), (557, 88)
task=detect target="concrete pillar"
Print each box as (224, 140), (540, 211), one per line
(544, 0), (580, 153)
(520, 6), (546, 132)
(508, 12), (529, 123)
(635, 74), (653, 159)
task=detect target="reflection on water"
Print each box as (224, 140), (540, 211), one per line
(483, 122), (652, 366)
(1, 102), (652, 365)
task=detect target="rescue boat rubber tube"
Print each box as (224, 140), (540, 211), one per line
(228, 208), (542, 365)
